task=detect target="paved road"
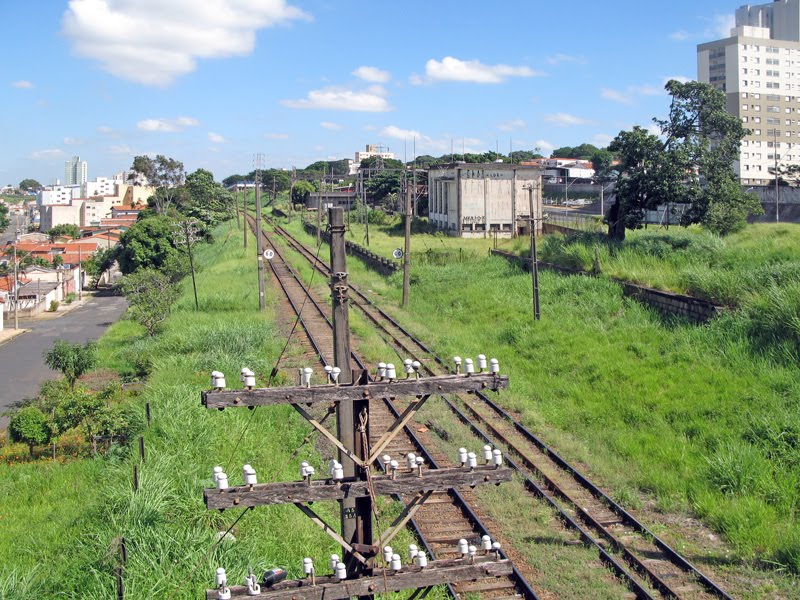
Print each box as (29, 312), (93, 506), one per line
(0, 294), (128, 421)
(1, 213), (27, 244)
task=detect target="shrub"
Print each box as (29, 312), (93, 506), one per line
(9, 407), (51, 457)
(44, 340), (96, 390)
(120, 268), (180, 336)
(64, 292), (76, 304)
(48, 300), (59, 312)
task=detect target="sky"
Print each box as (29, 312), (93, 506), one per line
(0, 0), (744, 186)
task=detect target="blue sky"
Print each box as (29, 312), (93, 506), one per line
(1, 0), (742, 186)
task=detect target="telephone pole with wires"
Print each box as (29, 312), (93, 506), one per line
(199, 207), (514, 599)
(254, 154), (266, 311)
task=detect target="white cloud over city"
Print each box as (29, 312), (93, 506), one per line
(282, 86), (391, 112)
(413, 56), (541, 84)
(10, 80), (33, 89)
(544, 113), (592, 126)
(61, 0), (310, 86)
(352, 66), (390, 83)
(137, 116), (200, 132)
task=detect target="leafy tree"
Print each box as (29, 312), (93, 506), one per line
(509, 150), (544, 162)
(47, 224), (81, 241)
(9, 406), (51, 457)
(591, 149), (616, 180)
(222, 174), (248, 187)
(0, 202), (8, 232)
(128, 155), (185, 215)
(43, 339), (96, 390)
(608, 80), (761, 239)
(52, 387), (105, 437)
(51, 254), (64, 268)
(183, 168), (233, 230)
(83, 246), (117, 289)
(365, 170), (402, 202)
(551, 144), (600, 160)
(116, 215), (181, 274)
(120, 268), (180, 336)
(19, 178), (41, 192)
(359, 156), (404, 170)
(292, 180), (316, 205)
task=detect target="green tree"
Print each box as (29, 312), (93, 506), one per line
(19, 178), (41, 192)
(43, 340), (96, 390)
(292, 180), (316, 205)
(51, 254), (64, 268)
(608, 80), (761, 239)
(0, 202), (8, 232)
(116, 215), (181, 274)
(120, 268), (180, 336)
(83, 246), (117, 289)
(47, 224), (81, 241)
(128, 155), (185, 214)
(365, 170), (402, 202)
(9, 406), (51, 457)
(182, 168), (234, 230)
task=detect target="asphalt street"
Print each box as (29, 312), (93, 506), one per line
(0, 293), (128, 421)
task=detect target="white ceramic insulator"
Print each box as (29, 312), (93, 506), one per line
(333, 465), (344, 480)
(458, 448), (468, 464)
(301, 461), (310, 478)
(216, 376), (226, 389)
(390, 460), (399, 472)
(302, 367), (313, 386)
(377, 362), (387, 378)
(465, 358), (475, 374)
(412, 360), (421, 371)
(408, 544), (418, 561)
(328, 459), (337, 476)
(330, 554), (339, 570)
(453, 356), (462, 366)
(305, 466), (315, 477)
(240, 368), (248, 382)
(331, 367), (341, 383)
(383, 546), (393, 562)
(216, 473), (229, 490)
(386, 364), (396, 379)
(244, 374), (256, 388)
(477, 354), (487, 370)
(211, 371), (220, 387)
(482, 535), (492, 551)
(218, 589), (231, 600)
(483, 445), (493, 462)
(490, 358), (500, 374)
(406, 453), (416, 469)
(390, 554), (402, 571)
(303, 558), (314, 575)
(492, 542), (502, 551)
(493, 449), (503, 466)
(335, 562), (347, 580)
(216, 567), (227, 587)
(242, 464), (252, 480)
(467, 452), (478, 468)
(382, 454), (392, 470)
(458, 539), (469, 555)
(403, 358), (413, 367)
(246, 575), (260, 596)
(469, 545), (477, 558)
(243, 466), (257, 486)
(324, 365), (333, 376)
(416, 552), (428, 568)
(415, 456), (424, 467)
(213, 466), (223, 483)
(405, 363), (415, 375)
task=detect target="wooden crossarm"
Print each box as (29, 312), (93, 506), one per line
(205, 557), (513, 599)
(202, 373), (508, 409)
(204, 466), (512, 510)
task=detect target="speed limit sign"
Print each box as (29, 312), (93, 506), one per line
(263, 249), (275, 260)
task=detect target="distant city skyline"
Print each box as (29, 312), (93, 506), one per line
(1, 1), (745, 186)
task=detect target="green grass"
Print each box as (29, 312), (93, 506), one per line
(0, 221), (428, 598)
(277, 216), (800, 592)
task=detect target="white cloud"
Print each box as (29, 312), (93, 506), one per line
(265, 132), (289, 139)
(663, 75), (691, 85)
(282, 86), (391, 112)
(208, 132), (225, 143)
(535, 139), (554, 154)
(498, 119), (526, 132)
(417, 56), (541, 84)
(602, 82), (666, 104)
(546, 53), (585, 65)
(98, 125), (114, 134)
(706, 14), (735, 39)
(63, 137), (82, 145)
(320, 121), (343, 131)
(544, 113), (592, 126)
(108, 144), (132, 154)
(30, 148), (64, 160)
(601, 88), (632, 104)
(352, 66), (390, 83)
(381, 125), (424, 141)
(61, 0), (310, 86)
(647, 123), (663, 136)
(592, 134), (614, 147)
(10, 80), (33, 89)
(669, 30), (690, 42)
(137, 116), (200, 132)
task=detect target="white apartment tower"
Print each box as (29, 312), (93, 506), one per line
(64, 155), (88, 186)
(698, 0), (800, 184)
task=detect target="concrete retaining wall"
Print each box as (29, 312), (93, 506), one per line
(490, 249), (723, 323)
(302, 222), (400, 275)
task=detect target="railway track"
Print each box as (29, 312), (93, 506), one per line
(259, 215), (733, 600)
(246, 215), (537, 599)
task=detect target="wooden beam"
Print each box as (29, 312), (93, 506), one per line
(202, 373), (508, 409)
(367, 395), (431, 464)
(205, 557), (513, 600)
(377, 490), (433, 548)
(293, 503), (368, 565)
(291, 404), (365, 468)
(204, 466), (512, 510)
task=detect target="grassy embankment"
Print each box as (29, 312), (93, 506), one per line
(0, 220), (418, 598)
(279, 214), (800, 594)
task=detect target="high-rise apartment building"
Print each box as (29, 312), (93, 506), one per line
(64, 155), (88, 186)
(698, 0), (800, 184)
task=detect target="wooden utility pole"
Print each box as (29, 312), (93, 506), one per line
(402, 180), (412, 308)
(316, 170), (323, 247)
(254, 155), (266, 311)
(528, 185), (540, 321)
(243, 188), (248, 249)
(234, 185), (241, 229)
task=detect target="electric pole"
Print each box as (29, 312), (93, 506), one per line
(402, 178), (412, 308)
(243, 187), (248, 249)
(527, 185), (541, 321)
(234, 184), (241, 229)
(13, 229), (19, 330)
(254, 154), (266, 311)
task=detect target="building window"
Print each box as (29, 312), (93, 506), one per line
(767, 82), (780, 89)
(742, 92), (748, 98)
(754, 117), (762, 123)
(755, 129), (762, 135)
(742, 104), (749, 110)
(753, 93), (760, 99)
(768, 105), (780, 112)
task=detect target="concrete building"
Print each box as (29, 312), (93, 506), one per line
(38, 185), (82, 206)
(64, 156), (88, 186)
(428, 163), (543, 238)
(698, 0), (800, 184)
(351, 144), (395, 174)
(84, 177), (116, 198)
